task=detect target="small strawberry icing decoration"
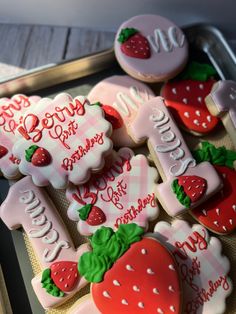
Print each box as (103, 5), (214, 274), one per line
(93, 102), (123, 129)
(172, 175), (207, 208)
(41, 261), (79, 297)
(79, 224), (181, 314)
(0, 145), (8, 159)
(78, 204), (106, 226)
(25, 145), (51, 167)
(118, 28), (151, 59)
(161, 62), (219, 135)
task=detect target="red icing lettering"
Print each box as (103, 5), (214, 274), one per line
(49, 120), (78, 149)
(180, 257), (201, 291)
(100, 180), (127, 209)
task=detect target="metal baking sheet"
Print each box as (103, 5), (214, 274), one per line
(1, 24), (236, 314)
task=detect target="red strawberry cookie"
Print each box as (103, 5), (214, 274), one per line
(0, 94), (41, 179)
(13, 93), (113, 188)
(88, 75), (155, 147)
(66, 148), (159, 235)
(161, 62), (219, 135)
(78, 224), (182, 314)
(154, 220), (232, 314)
(191, 141), (236, 234)
(114, 15), (188, 82)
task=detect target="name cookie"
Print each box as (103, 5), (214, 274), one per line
(88, 75), (155, 147)
(13, 93), (112, 188)
(154, 220), (232, 314)
(0, 176), (90, 309)
(66, 148), (159, 235)
(205, 80), (236, 148)
(114, 14), (188, 82)
(127, 97), (222, 216)
(0, 94), (41, 179)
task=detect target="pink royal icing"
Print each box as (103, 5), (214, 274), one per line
(87, 75), (155, 147)
(66, 148), (159, 235)
(12, 93), (113, 188)
(0, 94), (41, 178)
(128, 97), (222, 216)
(153, 220), (232, 314)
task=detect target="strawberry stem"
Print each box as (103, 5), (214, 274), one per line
(78, 204), (92, 220)
(25, 145), (39, 162)
(181, 62), (217, 81)
(172, 179), (191, 208)
(118, 28), (138, 43)
(41, 268), (64, 297)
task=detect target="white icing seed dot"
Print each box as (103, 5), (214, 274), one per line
(197, 97), (202, 103)
(222, 226), (227, 231)
(133, 285), (140, 292)
(186, 86), (190, 91)
(169, 264), (175, 271)
(169, 285), (175, 292)
(75, 273), (78, 278)
(172, 88), (177, 94)
(157, 308), (164, 314)
(67, 275), (71, 279)
(59, 278), (64, 282)
(65, 284), (68, 288)
(229, 219), (233, 225)
(192, 192), (196, 197)
(183, 98), (188, 104)
(170, 305), (175, 312)
(207, 115), (212, 122)
(138, 302), (145, 308)
(153, 288), (159, 294)
(216, 208), (220, 216)
(199, 84), (204, 89)
(214, 221), (219, 227)
(113, 280), (121, 286)
(126, 264), (134, 271)
(61, 268), (66, 271)
(121, 299), (128, 305)
(232, 205), (236, 211)
(103, 291), (111, 298)
(53, 272), (58, 275)
(193, 119), (200, 125)
(141, 249), (147, 255)
(196, 110), (201, 116)
(184, 112), (190, 118)
(147, 268), (155, 275)
(202, 122), (207, 128)
(187, 186), (191, 191)
(202, 209), (207, 216)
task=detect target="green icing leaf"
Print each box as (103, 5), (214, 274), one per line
(91, 102), (101, 107)
(172, 179), (191, 208)
(181, 62), (217, 81)
(118, 28), (138, 43)
(41, 267), (64, 297)
(116, 223), (144, 244)
(91, 226), (114, 249)
(192, 141), (236, 168)
(78, 252), (112, 283)
(25, 145), (39, 162)
(78, 204), (92, 220)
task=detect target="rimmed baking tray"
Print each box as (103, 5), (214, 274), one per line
(0, 24), (236, 314)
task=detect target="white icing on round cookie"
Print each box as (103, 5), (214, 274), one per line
(153, 220), (232, 314)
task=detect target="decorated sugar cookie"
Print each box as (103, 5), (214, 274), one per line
(13, 93), (112, 188)
(127, 96), (222, 216)
(205, 80), (236, 147)
(154, 220), (232, 314)
(161, 62), (219, 135)
(78, 224), (182, 314)
(191, 142), (236, 234)
(0, 175), (90, 309)
(66, 148), (159, 235)
(88, 75), (155, 147)
(114, 15), (188, 82)
(0, 94), (41, 179)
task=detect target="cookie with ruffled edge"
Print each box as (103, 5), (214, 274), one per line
(153, 220), (232, 314)
(114, 14), (188, 82)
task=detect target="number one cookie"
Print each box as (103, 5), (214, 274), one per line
(0, 176), (89, 309)
(128, 97), (222, 216)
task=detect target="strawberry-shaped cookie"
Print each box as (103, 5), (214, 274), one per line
(161, 62), (219, 135)
(118, 28), (151, 59)
(88, 75), (155, 147)
(154, 220), (232, 314)
(0, 94), (41, 179)
(79, 224), (182, 314)
(66, 148), (159, 235)
(191, 142), (236, 234)
(13, 93), (112, 188)
(41, 261), (79, 297)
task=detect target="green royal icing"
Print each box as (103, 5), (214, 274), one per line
(172, 179), (191, 209)
(25, 145), (39, 162)
(41, 268), (64, 298)
(118, 28), (138, 43)
(78, 223), (144, 283)
(181, 61), (217, 81)
(192, 141), (236, 169)
(78, 204), (92, 221)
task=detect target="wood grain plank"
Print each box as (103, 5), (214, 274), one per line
(20, 25), (69, 69)
(65, 28), (114, 59)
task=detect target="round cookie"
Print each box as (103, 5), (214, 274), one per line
(114, 15), (188, 82)
(87, 75), (155, 147)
